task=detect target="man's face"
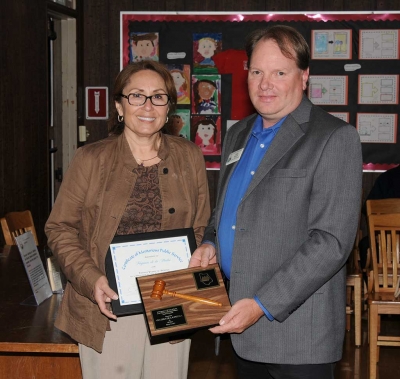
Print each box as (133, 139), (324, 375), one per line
(198, 82), (215, 100)
(247, 39), (309, 128)
(198, 39), (216, 58)
(135, 40), (153, 57)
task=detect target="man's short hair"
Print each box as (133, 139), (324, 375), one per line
(245, 25), (310, 71)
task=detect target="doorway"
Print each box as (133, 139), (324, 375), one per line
(47, 12), (77, 207)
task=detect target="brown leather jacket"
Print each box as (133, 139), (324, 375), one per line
(45, 133), (210, 352)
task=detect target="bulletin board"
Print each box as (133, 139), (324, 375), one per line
(120, 12), (400, 170)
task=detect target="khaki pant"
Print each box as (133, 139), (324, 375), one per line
(79, 314), (190, 379)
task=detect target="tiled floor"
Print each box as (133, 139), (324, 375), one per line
(188, 315), (400, 379)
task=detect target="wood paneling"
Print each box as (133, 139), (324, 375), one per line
(265, 0), (291, 11)
(291, 1), (324, 11)
(0, 0), (48, 246)
(376, 0), (400, 9)
(216, 0), (269, 11)
(323, 0), (345, 10)
(82, 0), (110, 143)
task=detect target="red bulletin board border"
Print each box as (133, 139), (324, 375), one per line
(120, 12), (400, 69)
(121, 12), (400, 23)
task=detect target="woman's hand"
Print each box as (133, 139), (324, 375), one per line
(94, 275), (118, 320)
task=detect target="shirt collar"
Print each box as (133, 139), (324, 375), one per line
(252, 115), (287, 139)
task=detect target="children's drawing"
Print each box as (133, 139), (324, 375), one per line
(192, 75), (221, 115)
(167, 64), (190, 104)
(191, 115), (221, 156)
(128, 30), (159, 63)
(193, 33), (222, 73)
(166, 110), (190, 139)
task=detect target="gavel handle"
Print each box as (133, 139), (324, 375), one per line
(163, 290), (222, 307)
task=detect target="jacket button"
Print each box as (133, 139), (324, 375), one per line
(163, 168), (168, 174)
(168, 208), (175, 214)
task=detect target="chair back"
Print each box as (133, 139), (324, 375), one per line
(367, 213), (400, 294)
(0, 210), (39, 246)
(366, 198), (400, 216)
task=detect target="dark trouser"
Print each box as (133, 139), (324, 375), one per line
(234, 351), (335, 379)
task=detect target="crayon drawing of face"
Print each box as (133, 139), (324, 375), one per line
(171, 71), (187, 91)
(198, 81), (216, 100)
(135, 40), (154, 57)
(197, 122), (215, 146)
(170, 115), (184, 136)
(130, 33), (158, 61)
(197, 38), (217, 59)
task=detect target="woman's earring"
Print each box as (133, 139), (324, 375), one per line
(165, 116), (169, 124)
(118, 115), (124, 123)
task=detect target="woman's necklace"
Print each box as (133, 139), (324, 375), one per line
(133, 154), (158, 164)
(131, 134), (161, 165)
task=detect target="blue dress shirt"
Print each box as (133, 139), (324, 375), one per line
(218, 115), (286, 320)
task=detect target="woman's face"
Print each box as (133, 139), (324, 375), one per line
(171, 72), (185, 89)
(116, 70), (169, 139)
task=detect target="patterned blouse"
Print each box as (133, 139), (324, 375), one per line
(116, 164), (162, 235)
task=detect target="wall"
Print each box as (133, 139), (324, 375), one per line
(0, 0), (398, 245)
(0, 0), (49, 246)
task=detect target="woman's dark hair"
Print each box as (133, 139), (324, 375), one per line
(245, 25), (310, 71)
(108, 61), (177, 135)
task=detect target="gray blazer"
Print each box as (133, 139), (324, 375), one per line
(203, 96), (363, 364)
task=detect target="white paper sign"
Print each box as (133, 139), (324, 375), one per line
(15, 232), (53, 305)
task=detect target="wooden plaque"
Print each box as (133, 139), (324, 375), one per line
(137, 263), (231, 343)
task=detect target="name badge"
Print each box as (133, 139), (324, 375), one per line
(226, 148), (244, 165)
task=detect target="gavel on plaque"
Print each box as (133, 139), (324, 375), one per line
(151, 280), (222, 307)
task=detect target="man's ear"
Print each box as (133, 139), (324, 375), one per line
(302, 68), (310, 91)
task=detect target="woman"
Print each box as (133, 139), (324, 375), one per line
(45, 61), (210, 379)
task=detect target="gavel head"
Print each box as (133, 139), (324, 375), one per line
(150, 280), (166, 300)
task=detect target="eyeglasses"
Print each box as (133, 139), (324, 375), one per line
(120, 93), (170, 106)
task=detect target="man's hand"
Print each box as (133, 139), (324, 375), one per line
(189, 243), (216, 268)
(209, 298), (264, 334)
(94, 275), (118, 320)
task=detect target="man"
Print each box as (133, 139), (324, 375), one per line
(190, 25), (362, 379)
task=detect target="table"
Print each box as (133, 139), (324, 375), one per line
(0, 245), (82, 378)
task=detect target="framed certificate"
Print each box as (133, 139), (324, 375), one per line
(105, 228), (196, 316)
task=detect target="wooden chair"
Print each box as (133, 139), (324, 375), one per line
(367, 213), (400, 379)
(0, 210), (39, 246)
(366, 199), (400, 292)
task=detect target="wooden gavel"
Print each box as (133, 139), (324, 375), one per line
(151, 280), (222, 307)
